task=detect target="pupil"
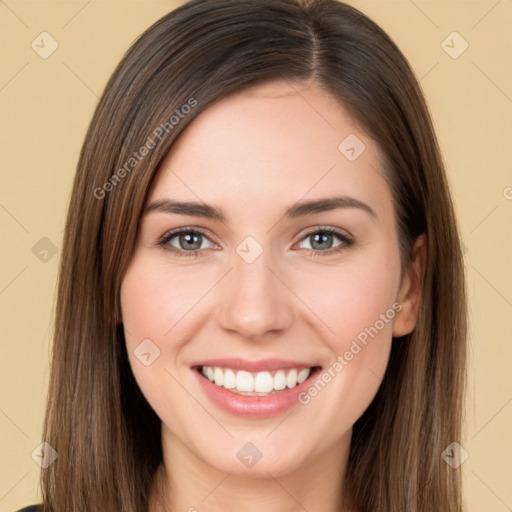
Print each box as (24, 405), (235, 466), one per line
(313, 232), (332, 250)
(182, 233), (200, 249)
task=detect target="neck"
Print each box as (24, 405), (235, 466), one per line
(149, 425), (354, 512)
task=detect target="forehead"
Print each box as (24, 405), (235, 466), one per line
(148, 80), (389, 220)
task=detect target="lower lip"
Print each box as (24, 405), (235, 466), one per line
(193, 367), (322, 418)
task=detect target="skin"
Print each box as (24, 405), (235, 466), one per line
(120, 79), (425, 512)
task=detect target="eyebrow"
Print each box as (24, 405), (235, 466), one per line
(144, 195), (377, 221)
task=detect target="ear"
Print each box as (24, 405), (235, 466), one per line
(393, 234), (426, 337)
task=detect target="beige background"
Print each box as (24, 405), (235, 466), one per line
(0, 1), (511, 511)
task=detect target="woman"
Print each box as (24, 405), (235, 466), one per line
(18, 0), (467, 510)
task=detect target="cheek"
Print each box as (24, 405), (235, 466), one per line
(119, 257), (209, 428)
(294, 244), (401, 350)
(292, 245), (401, 422)
(120, 256), (218, 345)
(119, 253), (226, 399)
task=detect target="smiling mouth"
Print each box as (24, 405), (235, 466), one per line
(195, 365), (322, 396)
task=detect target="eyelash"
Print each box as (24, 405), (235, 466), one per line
(157, 226), (354, 258)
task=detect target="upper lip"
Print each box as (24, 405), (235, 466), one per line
(191, 358), (320, 373)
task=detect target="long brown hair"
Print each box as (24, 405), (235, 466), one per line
(40, 0), (467, 510)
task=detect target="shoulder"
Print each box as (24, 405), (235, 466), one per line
(14, 506), (41, 512)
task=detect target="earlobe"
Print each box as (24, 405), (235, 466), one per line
(392, 234), (426, 337)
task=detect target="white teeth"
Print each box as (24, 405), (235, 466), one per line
(200, 366), (313, 395)
(286, 369), (298, 389)
(297, 368), (310, 384)
(214, 367), (224, 386)
(273, 370), (287, 390)
(223, 369), (236, 389)
(236, 371), (254, 392)
(254, 371), (273, 393)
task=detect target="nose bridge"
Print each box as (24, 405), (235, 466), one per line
(217, 242), (294, 339)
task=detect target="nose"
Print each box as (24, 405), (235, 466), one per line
(217, 247), (296, 341)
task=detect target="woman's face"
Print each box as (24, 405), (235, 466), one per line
(121, 79), (416, 477)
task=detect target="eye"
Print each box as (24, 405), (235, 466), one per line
(158, 226), (354, 258)
(295, 227), (354, 256)
(158, 228), (216, 258)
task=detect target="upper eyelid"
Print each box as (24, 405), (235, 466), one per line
(296, 225), (352, 240)
(160, 226), (219, 246)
